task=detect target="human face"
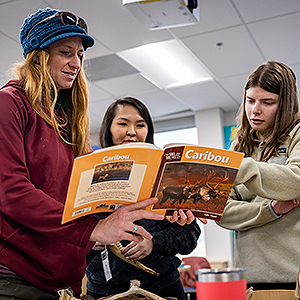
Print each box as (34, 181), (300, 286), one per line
(48, 37), (84, 91)
(245, 86), (279, 141)
(110, 105), (148, 146)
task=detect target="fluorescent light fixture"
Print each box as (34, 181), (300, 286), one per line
(117, 39), (212, 89)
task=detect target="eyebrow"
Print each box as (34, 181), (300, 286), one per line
(246, 95), (278, 101)
(58, 44), (84, 52)
(116, 117), (146, 122)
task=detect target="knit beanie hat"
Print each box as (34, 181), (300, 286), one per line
(20, 7), (94, 58)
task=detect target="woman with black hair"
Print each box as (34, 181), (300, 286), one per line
(86, 97), (202, 299)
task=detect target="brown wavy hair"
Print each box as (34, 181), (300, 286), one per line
(234, 61), (300, 162)
(13, 49), (91, 156)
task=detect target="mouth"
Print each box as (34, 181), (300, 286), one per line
(123, 140), (137, 143)
(62, 71), (76, 79)
(251, 118), (264, 125)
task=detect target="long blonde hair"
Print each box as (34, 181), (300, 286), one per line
(234, 61), (300, 162)
(13, 49), (91, 156)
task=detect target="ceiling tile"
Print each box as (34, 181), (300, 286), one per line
(289, 63), (300, 89)
(0, 0), (46, 40)
(93, 73), (159, 97)
(182, 25), (264, 78)
(85, 54), (138, 82)
(0, 33), (23, 72)
(133, 90), (190, 118)
(218, 73), (249, 104)
(170, 80), (238, 112)
(87, 82), (112, 103)
(248, 12), (300, 65)
(88, 98), (115, 132)
(0, 71), (7, 88)
(232, 0), (300, 23)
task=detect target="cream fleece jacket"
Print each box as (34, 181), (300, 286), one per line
(217, 122), (300, 284)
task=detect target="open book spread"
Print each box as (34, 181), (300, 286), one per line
(62, 142), (244, 224)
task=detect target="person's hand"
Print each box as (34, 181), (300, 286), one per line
(89, 198), (164, 245)
(165, 209), (207, 225)
(271, 199), (300, 215)
(121, 239), (153, 262)
(166, 209), (193, 225)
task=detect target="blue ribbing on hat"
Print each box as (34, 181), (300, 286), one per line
(20, 7), (94, 58)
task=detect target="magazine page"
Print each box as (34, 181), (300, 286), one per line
(62, 142), (163, 224)
(151, 144), (244, 221)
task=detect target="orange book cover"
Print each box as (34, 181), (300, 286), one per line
(62, 143), (244, 224)
(62, 143), (163, 224)
(151, 144), (244, 221)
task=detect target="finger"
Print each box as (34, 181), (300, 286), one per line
(121, 242), (136, 253)
(131, 225), (153, 240)
(178, 209), (187, 218)
(93, 242), (105, 251)
(123, 246), (139, 257)
(166, 210), (178, 223)
(129, 210), (164, 223)
(177, 209), (187, 226)
(121, 233), (144, 243)
(126, 253), (141, 262)
(128, 251), (146, 262)
(165, 216), (175, 223)
(198, 217), (208, 224)
(186, 210), (195, 224)
(126, 198), (159, 212)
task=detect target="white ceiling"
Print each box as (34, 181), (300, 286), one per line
(1, 0), (300, 135)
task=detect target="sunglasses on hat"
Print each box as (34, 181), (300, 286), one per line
(26, 11), (88, 41)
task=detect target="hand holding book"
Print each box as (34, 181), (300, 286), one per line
(165, 208), (208, 225)
(89, 197), (164, 245)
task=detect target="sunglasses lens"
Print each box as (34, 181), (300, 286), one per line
(61, 12), (77, 26)
(60, 12), (88, 33)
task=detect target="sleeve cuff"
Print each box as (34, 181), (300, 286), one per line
(269, 200), (282, 218)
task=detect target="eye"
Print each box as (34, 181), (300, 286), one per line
(78, 52), (84, 60)
(137, 123), (146, 128)
(263, 101), (273, 105)
(118, 122), (127, 126)
(60, 51), (71, 56)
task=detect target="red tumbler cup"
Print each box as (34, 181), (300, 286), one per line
(196, 268), (247, 300)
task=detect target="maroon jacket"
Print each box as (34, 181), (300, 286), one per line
(0, 80), (99, 294)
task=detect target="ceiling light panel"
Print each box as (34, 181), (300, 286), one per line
(117, 39), (212, 89)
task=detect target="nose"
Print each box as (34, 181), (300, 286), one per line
(69, 55), (81, 70)
(127, 125), (136, 136)
(252, 101), (261, 114)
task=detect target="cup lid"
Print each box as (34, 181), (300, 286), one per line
(196, 268), (248, 282)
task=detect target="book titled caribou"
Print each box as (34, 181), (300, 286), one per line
(62, 142), (244, 224)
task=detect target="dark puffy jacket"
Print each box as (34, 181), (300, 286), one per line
(86, 218), (201, 295)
